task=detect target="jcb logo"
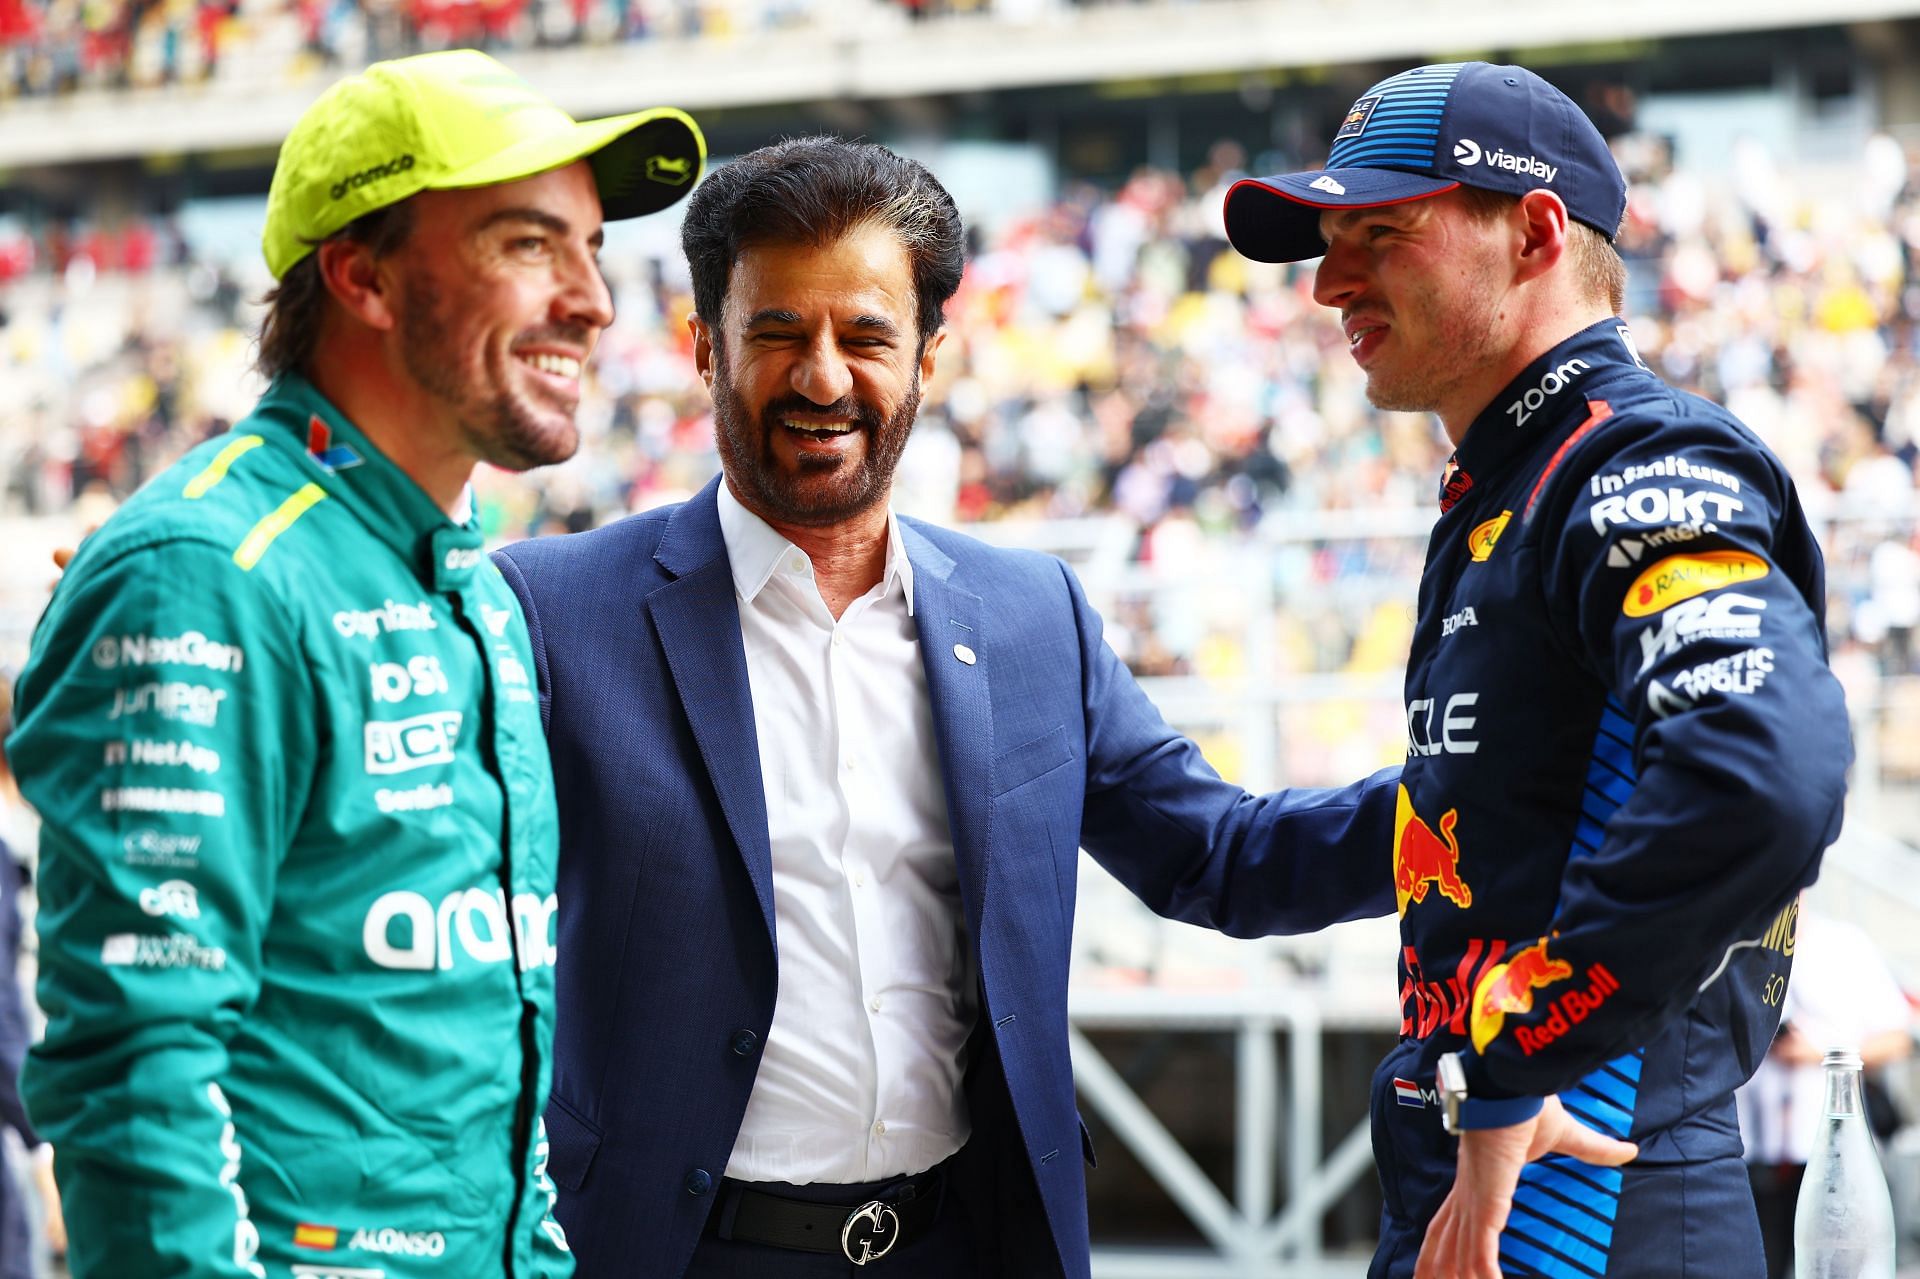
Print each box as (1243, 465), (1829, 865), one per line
(364, 711), (462, 775)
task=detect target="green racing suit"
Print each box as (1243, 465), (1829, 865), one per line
(7, 374), (572, 1279)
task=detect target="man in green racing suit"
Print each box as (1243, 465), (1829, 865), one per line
(5, 51), (702, 1279)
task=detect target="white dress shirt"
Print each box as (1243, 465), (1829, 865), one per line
(717, 482), (978, 1185)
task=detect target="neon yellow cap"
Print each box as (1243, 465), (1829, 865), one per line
(262, 49), (705, 279)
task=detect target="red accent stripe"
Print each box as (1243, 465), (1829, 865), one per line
(1524, 400), (1614, 520)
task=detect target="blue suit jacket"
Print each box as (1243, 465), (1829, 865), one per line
(494, 478), (1398, 1278)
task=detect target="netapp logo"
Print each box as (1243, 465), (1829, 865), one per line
(332, 154), (415, 201)
(1453, 138), (1558, 184)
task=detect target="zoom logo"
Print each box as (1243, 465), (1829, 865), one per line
(364, 711), (462, 776)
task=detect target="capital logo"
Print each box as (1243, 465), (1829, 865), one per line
(1454, 138), (1483, 166)
(1468, 510), (1512, 562)
(1469, 939), (1572, 1052)
(1310, 175), (1347, 196)
(647, 155), (694, 185)
(1393, 784), (1471, 914)
(1623, 551), (1769, 618)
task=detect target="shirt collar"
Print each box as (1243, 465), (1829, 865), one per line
(715, 480), (916, 616)
(250, 373), (486, 592)
(1442, 317), (1660, 511)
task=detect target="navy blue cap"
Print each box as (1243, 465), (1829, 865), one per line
(1224, 62), (1627, 264)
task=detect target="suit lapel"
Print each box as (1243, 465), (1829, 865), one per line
(901, 521), (994, 936)
(649, 480), (777, 942)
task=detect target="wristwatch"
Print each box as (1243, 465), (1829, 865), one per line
(1436, 1051), (1545, 1135)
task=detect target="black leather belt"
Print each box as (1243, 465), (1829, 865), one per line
(722, 1167), (944, 1265)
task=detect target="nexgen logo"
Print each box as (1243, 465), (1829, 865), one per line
(1623, 551), (1769, 617)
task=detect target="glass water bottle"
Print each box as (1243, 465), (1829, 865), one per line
(1794, 1049), (1896, 1278)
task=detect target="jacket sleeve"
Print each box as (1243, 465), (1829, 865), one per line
(1063, 559), (1400, 937)
(7, 537), (313, 1278)
(1459, 410), (1850, 1100)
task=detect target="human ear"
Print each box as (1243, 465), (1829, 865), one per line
(1514, 190), (1570, 286)
(314, 238), (399, 332)
(688, 312), (716, 389)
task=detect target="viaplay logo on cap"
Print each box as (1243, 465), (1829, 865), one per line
(1454, 137), (1559, 184)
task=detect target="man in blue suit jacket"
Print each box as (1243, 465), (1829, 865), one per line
(495, 137), (1399, 1278)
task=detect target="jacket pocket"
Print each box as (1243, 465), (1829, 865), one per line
(545, 1093), (604, 1193)
(991, 725), (1073, 797)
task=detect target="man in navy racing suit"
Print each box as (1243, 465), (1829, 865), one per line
(1224, 62), (1851, 1277)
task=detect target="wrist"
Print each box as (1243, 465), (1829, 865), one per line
(1438, 1051), (1544, 1134)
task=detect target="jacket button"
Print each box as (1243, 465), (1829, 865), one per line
(731, 1029), (759, 1057)
(685, 1168), (713, 1196)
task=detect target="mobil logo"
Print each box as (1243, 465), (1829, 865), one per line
(1469, 939), (1572, 1052)
(1393, 785), (1472, 915)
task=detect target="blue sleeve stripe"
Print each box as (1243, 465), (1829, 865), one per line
(1518, 1163), (1619, 1222)
(1540, 1153), (1625, 1195)
(1565, 1087), (1633, 1137)
(1586, 767), (1635, 807)
(1571, 819), (1605, 855)
(1499, 1226), (1606, 1279)
(1513, 1184), (1614, 1247)
(1330, 140), (1438, 161)
(1506, 1210), (1611, 1275)
(1608, 1049), (1645, 1082)
(1589, 730), (1635, 779)
(1560, 1093), (1630, 1139)
(1577, 1066), (1639, 1112)
(1579, 787), (1620, 825)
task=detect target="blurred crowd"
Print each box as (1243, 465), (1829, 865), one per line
(0, 0), (997, 97)
(4, 129), (1920, 789)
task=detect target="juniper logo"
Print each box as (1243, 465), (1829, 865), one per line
(1454, 139), (1483, 166)
(331, 154), (415, 201)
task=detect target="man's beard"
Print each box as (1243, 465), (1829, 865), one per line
(399, 275), (584, 473)
(1357, 271), (1506, 415)
(709, 345), (922, 527)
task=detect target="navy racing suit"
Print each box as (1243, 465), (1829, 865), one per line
(1370, 319), (1851, 1277)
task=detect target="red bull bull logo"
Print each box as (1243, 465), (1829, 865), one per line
(1469, 940), (1619, 1054)
(1393, 785), (1472, 915)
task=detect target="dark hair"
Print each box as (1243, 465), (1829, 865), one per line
(255, 201), (416, 381)
(680, 136), (965, 349)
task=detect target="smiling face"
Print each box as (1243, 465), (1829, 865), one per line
(695, 221), (941, 528)
(388, 162), (613, 472)
(1313, 189), (1515, 424)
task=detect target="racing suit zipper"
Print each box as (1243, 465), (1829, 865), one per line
(450, 590), (541, 1277)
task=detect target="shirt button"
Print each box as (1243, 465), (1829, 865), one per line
(853, 871), (865, 888)
(831, 632), (843, 648)
(788, 554), (807, 575)
(845, 759), (857, 773)
(873, 1120), (887, 1136)
(685, 1168), (714, 1196)
(870, 996), (882, 1012)
(730, 1028), (759, 1057)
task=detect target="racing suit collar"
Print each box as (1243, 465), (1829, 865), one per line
(1440, 318), (1656, 513)
(252, 374), (486, 592)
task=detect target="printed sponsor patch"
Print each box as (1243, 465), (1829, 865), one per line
(1334, 94), (1381, 141)
(1468, 511), (1511, 562)
(1623, 551), (1769, 617)
(1392, 1077), (1427, 1108)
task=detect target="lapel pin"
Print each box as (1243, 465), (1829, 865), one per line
(953, 644), (976, 666)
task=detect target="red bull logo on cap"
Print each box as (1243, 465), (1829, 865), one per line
(1393, 785), (1472, 915)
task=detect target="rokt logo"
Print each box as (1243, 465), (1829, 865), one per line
(331, 154), (414, 201)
